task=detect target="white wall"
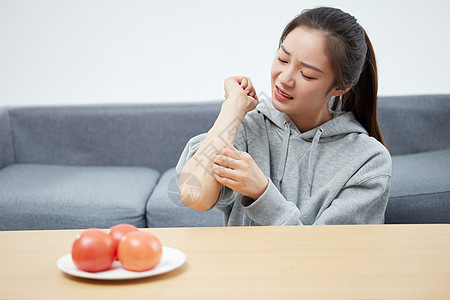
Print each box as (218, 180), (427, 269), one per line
(1, 0), (449, 106)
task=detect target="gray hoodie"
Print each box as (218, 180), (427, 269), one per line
(176, 97), (392, 226)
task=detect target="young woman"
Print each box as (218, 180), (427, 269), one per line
(176, 7), (391, 226)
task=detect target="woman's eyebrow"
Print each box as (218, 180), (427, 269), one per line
(280, 44), (291, 55)
(280, 44), (324, 73)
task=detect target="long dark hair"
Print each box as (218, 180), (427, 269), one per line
(279, 7), (385, 146)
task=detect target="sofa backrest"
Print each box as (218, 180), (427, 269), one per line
(0, 108), (15, 169)
(3, 94), (449, 172)
(377, 94), (450, 155)
(7, 102), (222, 173)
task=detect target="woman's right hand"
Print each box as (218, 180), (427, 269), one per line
(223, 76), (259, 114)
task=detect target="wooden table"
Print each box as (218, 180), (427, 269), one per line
(0, 224), (449, 299)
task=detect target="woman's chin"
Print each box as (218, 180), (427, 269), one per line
(272, 95), (289, 112)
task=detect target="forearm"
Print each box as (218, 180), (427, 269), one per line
(178, 101), (246, 211)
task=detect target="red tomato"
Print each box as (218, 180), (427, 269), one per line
(71, 229), (115, 273)
(118, 231), (162, 272)
(109, 224), (139, 260)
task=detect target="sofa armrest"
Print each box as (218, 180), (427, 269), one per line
(0, 108), (15, 169)
(377, 94), (450, 155)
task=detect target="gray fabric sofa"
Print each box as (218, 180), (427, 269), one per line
(1, 95), (449, 230)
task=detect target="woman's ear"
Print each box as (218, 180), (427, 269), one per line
(330, 84), (352, 97)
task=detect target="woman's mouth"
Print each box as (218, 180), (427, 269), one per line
(275, 85), (294, 102)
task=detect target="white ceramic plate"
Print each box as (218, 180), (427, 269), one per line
(57, 246), (186, 280)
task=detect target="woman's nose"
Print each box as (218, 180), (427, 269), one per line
(279, 68), (295, 87)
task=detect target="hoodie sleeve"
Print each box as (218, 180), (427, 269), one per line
(175, 132), (208, 174)
(241, 178), (303, 226)
(241, 150), (392, 226)
(241, 178), (305, 225)
(313, 147), (392, 225)
(313, 174), (391, 224)
(241, 174), (391, 225)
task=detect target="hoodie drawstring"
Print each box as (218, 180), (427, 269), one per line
(308, 128), (323, 196)
(276, 120), (291, 190)
(275, 122), (323, 196)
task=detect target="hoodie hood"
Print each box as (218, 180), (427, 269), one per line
(256, 96), (368, 195)
(256, 96), (367, 141)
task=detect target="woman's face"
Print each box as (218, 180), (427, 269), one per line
(271, 26), (342, 125)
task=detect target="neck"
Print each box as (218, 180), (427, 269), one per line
(288, 107), (333, 133)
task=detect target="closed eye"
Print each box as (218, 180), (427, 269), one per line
(278, 56), (316, 80)
(301, 71), (315, 80)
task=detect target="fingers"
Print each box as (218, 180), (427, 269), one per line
(220, 144), (244, 160)
(212, 154), (234, 169)
(211, 163), (231, 177)
(210, 145), (244, 177)
(211, 145), (242, 170)
(211, 161), (242, 189)
(234, 76), (256, 97)
(252, 88), (259, 101)
(212, 170), (237, 189)
(211, 146), (261, 196)
(240, 76), (248, 90)
(224, 76), (258, 103)
(243, 77), (256, 99)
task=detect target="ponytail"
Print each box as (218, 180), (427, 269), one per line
(333, 31), (386, 146)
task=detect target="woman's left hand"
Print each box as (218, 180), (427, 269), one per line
(211, 144), (269, 200)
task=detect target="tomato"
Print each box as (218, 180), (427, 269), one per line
(118, 231), (162, 272)
(109, 224), (139, 260)
(71, 229), (115, 273)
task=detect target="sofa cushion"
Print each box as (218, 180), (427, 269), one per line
(385, 149), (450, 223)
(0, 164), (159, 230)
(146, 168), (223, 227)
